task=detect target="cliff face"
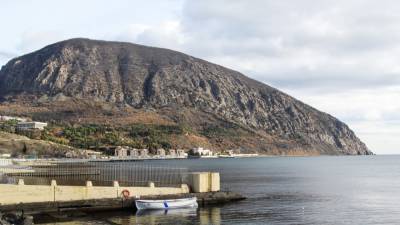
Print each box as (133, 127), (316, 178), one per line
(0, 38), (371, 155)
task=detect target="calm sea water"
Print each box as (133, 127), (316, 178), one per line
(36, 155), (400, 225)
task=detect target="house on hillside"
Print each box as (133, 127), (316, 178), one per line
(0, 116), (27, 122)
(129, 148), (139, 158)
(191, 147), (213, 156)
(114, 146), (128, 157)
(168, 149), (176, 157)
(82, 150), (103, 159)
(177, 149), (186, 158)
(156, 148), (166, 157)
(138, 149), (149, 158)
(16, 121), (47, 131)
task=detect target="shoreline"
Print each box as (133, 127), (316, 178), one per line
(0, 153), (377, 165)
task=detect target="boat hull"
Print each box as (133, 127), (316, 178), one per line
(135, 197), (198, 210)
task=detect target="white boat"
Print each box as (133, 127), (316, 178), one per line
(135, 197), (198, 210)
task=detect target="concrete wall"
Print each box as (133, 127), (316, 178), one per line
(188, 172), (220, 193)
(0, 172), (222, 205)
(0, 180), (189, 205)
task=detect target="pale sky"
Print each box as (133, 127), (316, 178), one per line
(1, 0), (399, 154)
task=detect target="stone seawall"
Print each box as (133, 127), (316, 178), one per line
(0, 180), (190, 205)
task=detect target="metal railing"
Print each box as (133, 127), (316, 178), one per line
(0, 159), (188, 187)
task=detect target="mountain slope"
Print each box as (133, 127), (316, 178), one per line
(0, 131), (77, 157)
(0, 38), (371, 155)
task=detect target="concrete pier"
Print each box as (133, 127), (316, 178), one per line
(0, 191), (245, 214)
(0, 172), (221, 205)
(0, 171), (246, 215)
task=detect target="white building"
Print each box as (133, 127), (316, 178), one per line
(129, 148), (139, 157)
(177, 149), (187, 157)
(114, 146), (128, 157)
(138, 149), (149, 157)
(16, 122), (47, 130)
(0, 153), (11, 159)
(0, 158), (12, 166)
(191, 147), (213, 156)
(0, 116), (27, 122)
(168, 149), (176, 157)
(156, 148), (166, 157)
(82, 150), (103, 159)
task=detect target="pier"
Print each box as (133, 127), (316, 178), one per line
(0, 159), (245, 220)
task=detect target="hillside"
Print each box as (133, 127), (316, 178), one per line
(0, 38), (372, 155)
(0, 131), (76, 157)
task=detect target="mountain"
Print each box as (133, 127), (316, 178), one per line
(0, 38), (372, 155)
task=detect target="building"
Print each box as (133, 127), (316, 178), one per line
(0, 158), (12, 166)
(114, 146), (128, 157)
(129, 148), (139, 158)
(191, 147), (213, 156)
(65, 151), (77, 158)
(177, 149), (186, 157)
(156, 148), (166, 157)
(0, 153), (11, 159)
(16, 122), (47, 131)
(0, 116), (27, 122)
(227, 150), (235, 156)
(167, 149), (176, 157)
(138, 149), (149, 157)
(82, 150), (103, 159)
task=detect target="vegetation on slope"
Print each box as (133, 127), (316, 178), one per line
(0, 117), (252, 156)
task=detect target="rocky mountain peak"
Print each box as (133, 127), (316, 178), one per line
(0, 38), (372, 155)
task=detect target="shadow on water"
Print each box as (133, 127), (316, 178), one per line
(33, 194), (316, 225)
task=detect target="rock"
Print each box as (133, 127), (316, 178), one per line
(0, 38), (372, 155)
(0, 212), (33, 225)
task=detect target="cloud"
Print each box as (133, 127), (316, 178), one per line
(16, 31), (70, 53)
(0, 51), (17, 66)
(176, 0), (400, 92)
(135, 21), (186, 51)
(0, 31), (72, 67)
(0, 51), (16, 58)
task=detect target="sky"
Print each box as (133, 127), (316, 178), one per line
(0, 0), (399, 154)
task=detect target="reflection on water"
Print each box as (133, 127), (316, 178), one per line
(199, 208), (221, 225)
(125, 208), (220, 225)
(35, 207), (222, 225)
(135, 207), (198, 217)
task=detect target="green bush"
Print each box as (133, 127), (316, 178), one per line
(0, 119), (18, 133)
(201, 124), (240, 138)
(128, 124), (180, 150)
(37, 123), (181, 150)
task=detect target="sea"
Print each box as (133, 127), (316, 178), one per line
(35, 155), (400, 225)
